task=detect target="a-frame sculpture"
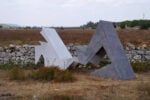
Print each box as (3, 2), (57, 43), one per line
(35, 28), (73, 70)
(77, 21), (135, 80)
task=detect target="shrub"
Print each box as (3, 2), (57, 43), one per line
(32, 67), (76, 82)
(0, 64), (13, 70)
(131, 62), (150, 72)
(32, 67), (59, 81)
(99, 61), (111, 67)
(86, 62), (96, 69)
(22, 63), (42, 70)
(0, 63), (18, 70)
(10, 67), (27, 80)
(55, 70), (76, 82)
(9, 66), (76, 82)
(0, 63), (40, 70)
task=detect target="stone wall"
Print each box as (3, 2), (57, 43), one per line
(0, 45), (150, 65)
(0, 45), (35, 64)
(126, 50), (150, 62)
(67, 45), (150, 63)
(67, 45), (150, 62)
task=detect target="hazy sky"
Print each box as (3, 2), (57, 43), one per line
(0, 0), (150, 26)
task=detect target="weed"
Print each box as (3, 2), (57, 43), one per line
(55, 70), (76, 82)
(131, 61), (150, 72)
(32, 67), (59, 81)
(32, 67), (76, 82)
(10, 67), (27, 80)
(22, 63), (42, 70)
(99, 61), (111, 67)
(0, 64), (15, 70)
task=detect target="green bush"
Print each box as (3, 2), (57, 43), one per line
(10, 67), (27, 80)
(119, 20), (150, 29)
(131, 62), (150, 72)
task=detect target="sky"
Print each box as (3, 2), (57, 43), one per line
(0, 0), (150, 27)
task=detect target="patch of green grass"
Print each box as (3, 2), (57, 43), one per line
(0, 63), (17, 70)
(0, 63), (42, 70)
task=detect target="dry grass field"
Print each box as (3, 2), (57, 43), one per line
(0, 28), (150, 49)
(0, 70), (150, 100)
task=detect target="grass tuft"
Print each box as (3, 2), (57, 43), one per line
(32, 67), (59, 81)
(55, 70), (76, 82)
(9, 66), (76, 82)
(131, 61), (150, 72)
(10, 67), (27, 80)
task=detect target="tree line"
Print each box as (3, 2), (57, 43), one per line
(81, 20), (150, 29)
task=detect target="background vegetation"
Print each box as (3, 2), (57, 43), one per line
(81, 19), (150, 29)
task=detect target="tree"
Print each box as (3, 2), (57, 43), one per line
(24, 26), (31, 29)
(0, 25), (2, 28)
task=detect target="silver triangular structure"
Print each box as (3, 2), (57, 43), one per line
(35, 28), (73, 70)
(77, 21), (135, 80)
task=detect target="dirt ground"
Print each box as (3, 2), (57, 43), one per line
(0, 70), (150, 100)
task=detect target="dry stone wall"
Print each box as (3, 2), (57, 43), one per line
(0, 45), (150, 65)
(68, 45), (150, 63)
(126, 50), (150, 62)
(0, 45), (35, 64)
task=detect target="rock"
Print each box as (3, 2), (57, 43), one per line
(126, 54), (132, 59)
(33, 95), (38, 100)
(126, 42), (135, 50)
(9, 44), (15, 48)
(133, 55), (141, 60)
(145, 56), (150, 60)
(0, 47), (3, 52)
(16, 52), (22, 57)
(0, 93), (13, 97)
(23, 44), (29, 47)
(20, 57), (25, 61)
(136, 50), (145, 55)
(145, 51), (150, 55)
(125, 47), (130, 50)
(130, 50), (137, 55)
